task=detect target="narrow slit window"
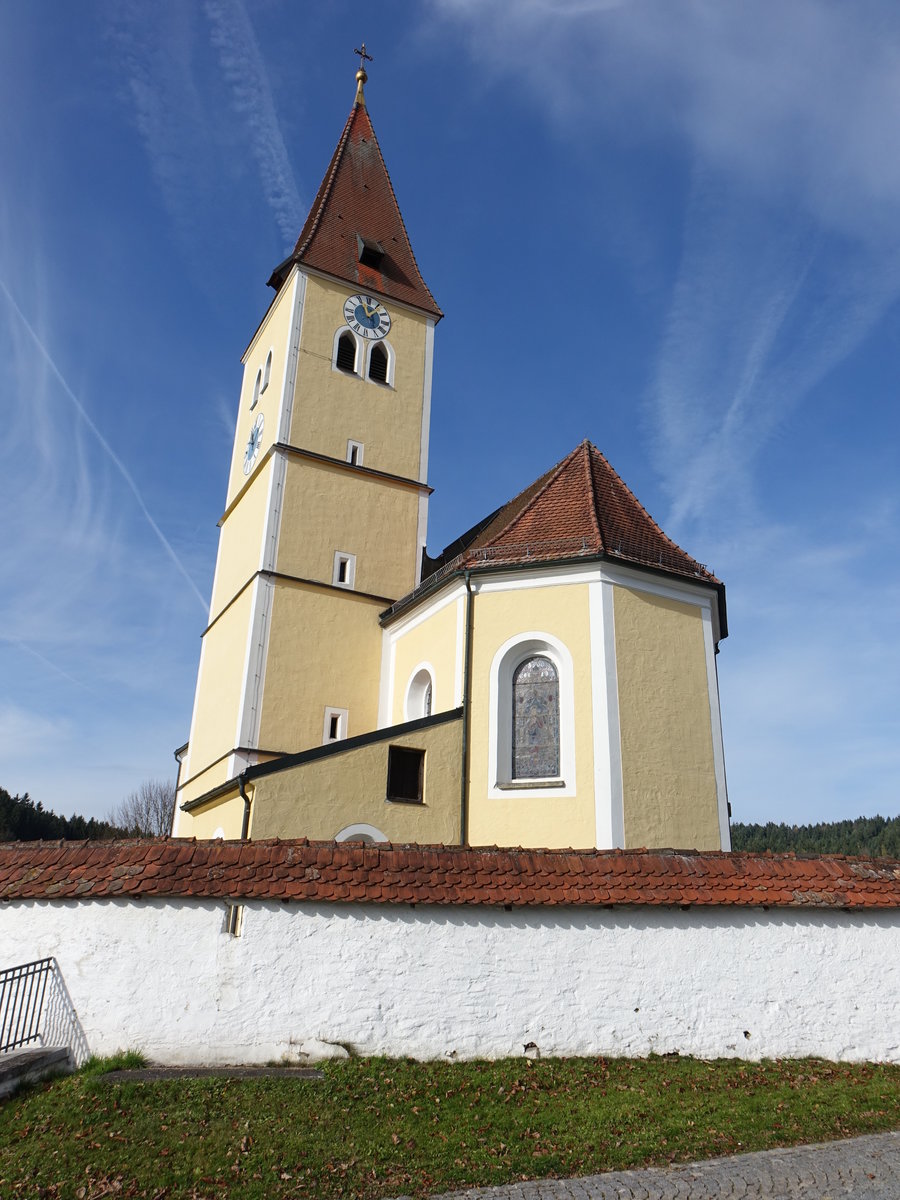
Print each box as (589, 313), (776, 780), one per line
(261, 350), (272, 393)
(323, 707), (347, 744)
(347, 440), (364, 466)
(332, 551), (356, 588)
(386, 746), (425, 803)
(336, 331), (357, 373)
(368, 342), (388, 384)
(250, 369), (262, 409)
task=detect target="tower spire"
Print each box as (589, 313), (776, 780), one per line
(353, 42), (372, 107)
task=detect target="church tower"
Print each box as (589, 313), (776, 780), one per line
(174, 59), (441, 829)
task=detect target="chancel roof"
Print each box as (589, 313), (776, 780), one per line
(411, 441), (725, 631)
(268, 100), (441, 318)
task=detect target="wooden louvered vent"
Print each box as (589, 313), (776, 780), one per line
(336, 331), (357, 373)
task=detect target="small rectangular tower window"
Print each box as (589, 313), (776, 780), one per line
(356, 234), (385, 269)
(347, 439), (364, 466)
(323, 707), (348, 744)
(333, 551), (356, 589)
(386, 746), (425, 804)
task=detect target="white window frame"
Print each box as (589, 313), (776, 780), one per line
(347, 439), (364, 466)
(323, 706), (348, 744)
(488, 632), (576, 797)
(365, 338), (394, 387)
(332, 327), (361, 375)
(261, 348), (273, 394)
(404, 663), (436, 721)
(332, 551), (357, 589)
(250, 367), (262, 410)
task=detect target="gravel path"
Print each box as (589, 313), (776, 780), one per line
(417, 1132), (900, 1199)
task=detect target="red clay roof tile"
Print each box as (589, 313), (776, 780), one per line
(269, 102), (441, 319)
(2, 841), (900, 911)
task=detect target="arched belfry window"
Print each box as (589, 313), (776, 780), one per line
(368, 341), (388, 384)
(511, 655), (559, 779)
(336, 330), (357, 374)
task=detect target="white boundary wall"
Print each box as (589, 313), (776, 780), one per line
(2, 898), (899, 1064)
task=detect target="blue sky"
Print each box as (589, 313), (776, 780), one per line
(1, 1), (898, 829)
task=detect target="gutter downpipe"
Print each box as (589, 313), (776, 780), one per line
(460, 570), (475, 846)
(238, 773), (252, 841)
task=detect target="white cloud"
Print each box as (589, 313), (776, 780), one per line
(203, 0), (303, 247)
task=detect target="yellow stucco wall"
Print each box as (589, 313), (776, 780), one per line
(225, 281), (296, 509)
(289, 274), (429, 480)
(466, 581), (597, 850)
(177, 756), (234, 809)
(181, 585), (255, 791)
(210, 460), (272, 618)
(614, 587), (721, 850)
(181, 789), (245, 839)
(257, 582), (384, 753)
(249, 717), (462, 843)
(389, 593), (461, 724)
(276, 456), (421, 600)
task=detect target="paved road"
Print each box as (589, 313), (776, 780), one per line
(421, 1132), (900, 1199)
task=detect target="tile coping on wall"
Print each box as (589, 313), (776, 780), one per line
(1, 839), (899, 910)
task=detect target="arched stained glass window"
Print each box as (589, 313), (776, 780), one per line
(512, 655), (559, 779)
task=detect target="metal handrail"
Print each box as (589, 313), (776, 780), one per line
(0, 958), (54, 1054)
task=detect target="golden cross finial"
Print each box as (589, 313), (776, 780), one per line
(353, 43), (372, 106)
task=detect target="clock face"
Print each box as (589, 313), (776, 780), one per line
(343, 293), (391, 340)
(243, 412), (264, 475)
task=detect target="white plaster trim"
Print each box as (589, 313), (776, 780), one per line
(235, 576), (274, 750)
(702, 606), (732, 851)
(454, 593), (466, 707)
(419, 319), (434, 485)
(404, 662), (436, 721)
(278, 271), (305, 445)
(227, 749), (259, 778)
(389, 578), (466, 637)
(415, 492), (429, 587)
(346, 439), (364, 466)
(487, 631), (576, 799)
(242, 263), (299, 363)
(588, 581), (614, 848)
(601, 580), (625, 847)
(335, 823), (388, 843)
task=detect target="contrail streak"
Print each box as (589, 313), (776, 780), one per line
(0, 277), (208, 612)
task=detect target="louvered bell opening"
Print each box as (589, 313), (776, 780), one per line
(336, 331), (357, 373)
(357, 233), (385, 270)
(368, 342), (388, 384)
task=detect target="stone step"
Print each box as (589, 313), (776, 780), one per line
(0, 1047), (72, 1100)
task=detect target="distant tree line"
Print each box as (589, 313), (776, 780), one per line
(731, 814), (900, 858)
(1, 778), (175, 841)
(0, 787), (128, 841)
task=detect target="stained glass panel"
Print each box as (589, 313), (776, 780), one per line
(512, 655), (560, 779)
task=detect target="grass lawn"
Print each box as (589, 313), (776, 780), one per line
(1, 1054), (899, 1199)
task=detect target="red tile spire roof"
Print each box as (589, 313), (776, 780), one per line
(268, 93), (441, 318)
